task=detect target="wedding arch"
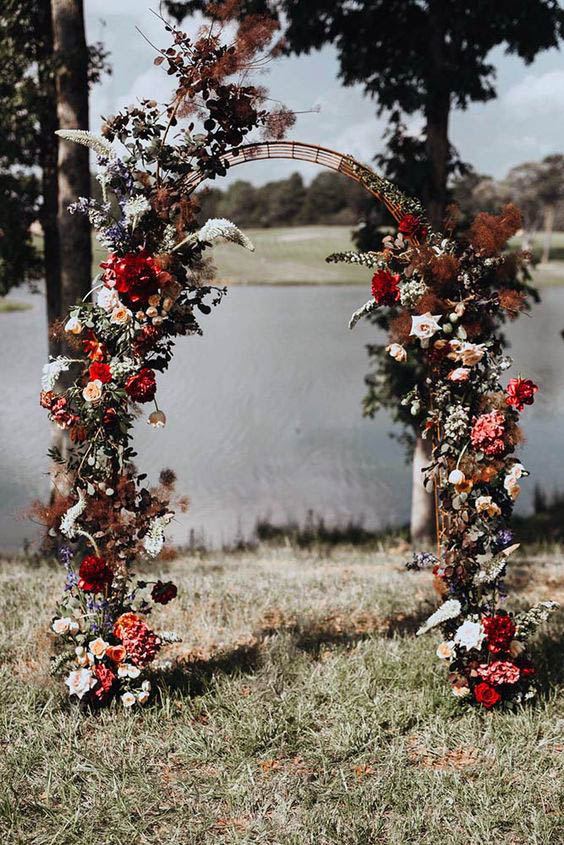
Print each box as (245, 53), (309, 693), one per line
(39, 20), (557, 710)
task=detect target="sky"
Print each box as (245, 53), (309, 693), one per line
(85, 0), (564, 187)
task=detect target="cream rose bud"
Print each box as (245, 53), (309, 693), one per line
(436, 641), (455, 660)
(82, 379), (103, 403)
(137, 690), (150, 705)
(386, 343), (407, 362)
(88, 637), (109, 659)
(162, 297), (174, 312)
(475, 495), (501, 517)
(409, 313), (442, 348)
(65, 668), (96, 699)
(121, 692), (136, 708)
(452, 684), (471, 698)
(118, 664), (141, 679)
(147, 409), (166, 428)
(52, 616), (79, 635)
(64, 316), (82, 335)
(110, 305), (132, 325)
(504, 477), (521, 500)
(148, 294), (161, 308)
(448, 469), (465, 485)
(146, 306), (159, 318)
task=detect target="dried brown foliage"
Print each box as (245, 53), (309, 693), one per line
(469, 204), (522, 256)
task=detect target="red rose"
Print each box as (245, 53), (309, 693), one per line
(93, 663), (116, 701)
(505, 378), (538, 412)
(89, 362), (112, 384)
(125, 368), (157, 403)
(151, 580), (178, 605)
(78, 555), (113, 592)
(371, 269), (401, 306)
(474, 681), (501, 709)
(101, 250), (161, 305)
(398, 214), (428, 240)
(482, 612), (516, 654)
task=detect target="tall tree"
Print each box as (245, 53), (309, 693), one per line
(51, 0), (92, 321)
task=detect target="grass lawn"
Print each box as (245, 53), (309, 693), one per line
(1, 544), (563, 844)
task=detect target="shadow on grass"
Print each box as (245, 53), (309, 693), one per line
(154, 604), (433, 697)
(532, 622), (564, 693)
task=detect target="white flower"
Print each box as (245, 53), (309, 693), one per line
(65, 668), (97, 699)
(147, 410), (166, 428)
(454, 620), (484, 651)
(52, 617), (79, 636)
(449, 341), (486, 366)
(121, 692), (136, 707)
(117, 664), (141, 679)
(452, 684), (471, 698)
(409, 313), (442, 348)
(60, 491), (87, 539)
(41, 357), (72, 391)
(448, 469), (465, 485)
(65, 316), (82, 335)
(448, 367), (470, 382)
(75, 646), (92, 667)
(386, 343), (407, 362)
(97, 286), (120, 311)
(123, 195), (152, 228)
(55, 129), (115, 159)
(137, 690), (150, 705)
(416, 599), (462, 636)
(88, 637), (109, 659)
(143, 512), (174, 558)
(195, 218), (254, 251)
(141, 680), (151, 692)
(504, 476), (521, 500)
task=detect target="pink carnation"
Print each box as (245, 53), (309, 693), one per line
(470, 410), (506, 456)
(478, 660), (520, 685)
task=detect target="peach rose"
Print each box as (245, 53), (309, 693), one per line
(88, 637), (109, 659)
(82, 379), (103, 403)
(110, 305), (132, 325)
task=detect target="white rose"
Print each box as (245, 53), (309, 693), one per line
(82, 379), (103, 403)
(118, 664), (141, 679)
(110, 305), (132, 325)
(409, 313), (442, 348)
(65, 668), (96, 699)
(454, 620), (484, 651)
(97, 287), (120, 311)
(121, 692), (136, 708)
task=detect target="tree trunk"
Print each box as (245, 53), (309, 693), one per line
(542, 204), (555, 263)
(51, 0), (91, 318)
(36, 0), (61, 358)
(410, 435), (435, 547)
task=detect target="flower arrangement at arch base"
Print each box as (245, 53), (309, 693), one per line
(340, 196), (559, 709)
(37, 11), (294, 709)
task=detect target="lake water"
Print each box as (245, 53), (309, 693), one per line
(1, 285), (564, 552)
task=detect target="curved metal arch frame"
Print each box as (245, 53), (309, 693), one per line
(184, 139), (443, 556)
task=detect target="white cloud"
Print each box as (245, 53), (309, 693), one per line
(503, 70), (564, 116)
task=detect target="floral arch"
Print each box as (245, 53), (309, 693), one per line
(39, 22), (557, 711)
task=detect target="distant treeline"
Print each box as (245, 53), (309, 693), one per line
(196, 171), (376, 228)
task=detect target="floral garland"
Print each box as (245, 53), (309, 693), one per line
(344, 202), (559, 708)
(39, 14), (292, 708)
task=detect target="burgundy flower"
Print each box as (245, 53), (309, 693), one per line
(78, 555), (113, 592)
(89, 362), (112, 384)
(474, 681), (501, 709)
(102, 406), (119, 428)
(40, 390), (55, 410)
(371, 269), (401, 306)
(125, 368), (157, 403)
(398, 214), (428, 240)
(101, 250), (164, 305)
(151, 580), (178, 605)
(505, 377), (538, 412)
(482, 612), (516, 654)
(49, 395), (79, 430)
(93, 663), (116, 702)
